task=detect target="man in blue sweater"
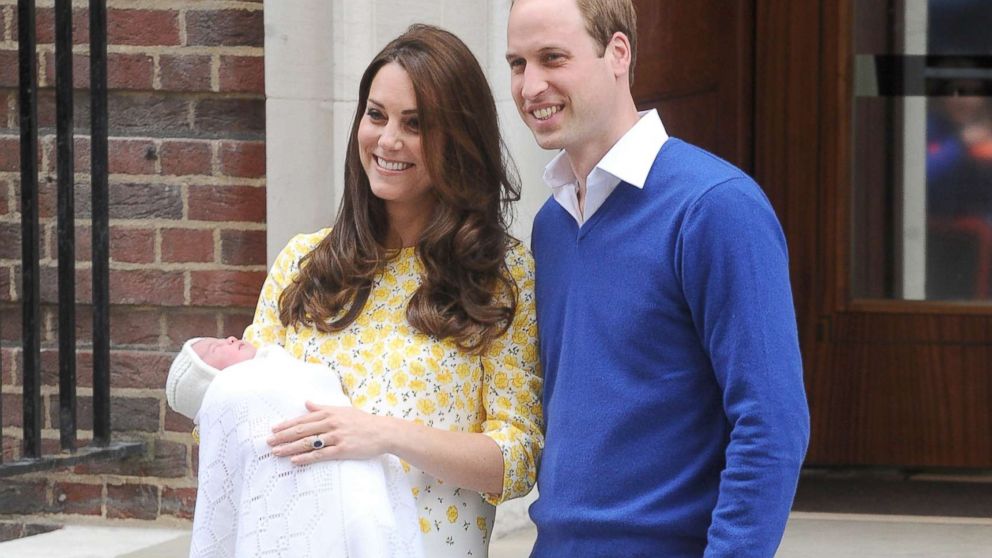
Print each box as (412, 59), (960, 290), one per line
(505, 0), (810, 556)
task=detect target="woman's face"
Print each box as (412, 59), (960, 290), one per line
(358, 63), (435, 217)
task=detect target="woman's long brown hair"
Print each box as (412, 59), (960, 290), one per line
(278, 24), (522, 354)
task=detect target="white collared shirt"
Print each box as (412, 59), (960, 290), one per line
(542, 109), (669, 226)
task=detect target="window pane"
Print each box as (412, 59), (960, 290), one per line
(852, 0), (992, 300)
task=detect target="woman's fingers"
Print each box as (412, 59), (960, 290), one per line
(271, 431), (330, 457)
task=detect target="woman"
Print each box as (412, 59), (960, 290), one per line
(243, 24), (542, 557)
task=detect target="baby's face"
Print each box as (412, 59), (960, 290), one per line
(192, 337), (257, 370)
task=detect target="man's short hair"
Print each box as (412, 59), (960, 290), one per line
(577, 0), (637, 85)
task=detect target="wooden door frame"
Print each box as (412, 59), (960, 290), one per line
(759, 0), (992, 467)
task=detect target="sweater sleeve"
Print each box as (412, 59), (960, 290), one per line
(678, 179), (810, 558)
(479, 243), (544, 505)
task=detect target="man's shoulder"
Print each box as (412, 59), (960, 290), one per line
(651, 138), (754, 190)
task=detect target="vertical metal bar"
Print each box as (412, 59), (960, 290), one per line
(89, 0), (110, 446)
(17, 0), (42, 459)
(55, 0), (76, 452)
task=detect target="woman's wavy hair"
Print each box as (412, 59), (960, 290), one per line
(279, 24), (522, 354)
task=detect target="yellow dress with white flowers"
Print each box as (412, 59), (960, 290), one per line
(243, 229), (543, 557)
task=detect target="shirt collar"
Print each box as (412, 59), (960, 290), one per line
(542, 109), (669, 190)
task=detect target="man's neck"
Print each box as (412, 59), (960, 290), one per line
(565, 104), (641, 203)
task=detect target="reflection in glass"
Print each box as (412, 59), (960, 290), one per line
(851, 0), (992, 301)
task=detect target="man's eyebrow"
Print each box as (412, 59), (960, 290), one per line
(367, 98), (417, 115)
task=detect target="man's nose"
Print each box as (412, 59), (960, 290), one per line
(520, 65), (549, 100)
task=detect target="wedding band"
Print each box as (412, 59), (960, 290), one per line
(305, 435), (325, 451)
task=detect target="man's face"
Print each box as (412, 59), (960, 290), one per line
(506, 0), (619, 154)
(193, 337), (256, 370)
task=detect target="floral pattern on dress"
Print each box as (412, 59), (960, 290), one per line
(243, 229), (543, 557)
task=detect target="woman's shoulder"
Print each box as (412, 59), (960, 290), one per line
(503, 237), (534, 271)
(273, 227), (333, 270)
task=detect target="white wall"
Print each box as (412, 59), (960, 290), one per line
(264, 0), (553, 265)
(263, 0), (548, 536)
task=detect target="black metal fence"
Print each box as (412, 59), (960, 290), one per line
(0, 0), (142, 477)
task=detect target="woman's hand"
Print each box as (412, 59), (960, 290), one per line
(267, 401), (392, 465)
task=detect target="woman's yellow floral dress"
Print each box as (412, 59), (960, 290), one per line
(243, 229), (543, 557)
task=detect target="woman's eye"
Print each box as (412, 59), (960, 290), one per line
(366, 108), (385, 121)
(405, 118), (420, 133)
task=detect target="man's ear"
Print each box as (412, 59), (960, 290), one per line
(606, 31), (632, 80)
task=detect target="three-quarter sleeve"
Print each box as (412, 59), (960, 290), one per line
(243, 229), (331, 346)
(480, 243), (544, 505)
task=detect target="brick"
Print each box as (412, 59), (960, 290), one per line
(110, 183), (183, 220)
(51, 482), (103, 516)
(0, 180), (8, 216)
(186, 10), (263, 47)
(106, 483), (158, 520)
(109, 306), (162, 346)
(188, 185), (265, 223)
(75, 439), (186, 478)
(18, 173), (62, 219)
(160, 487), (197, 520)
(219, 140), (265, 178)
(33, 7), (90, 45)
(42, 52), (154, 91)
(161, 228), (214, 263)
(108, 9), (180, 47)
(0, 222), (18, 259)
(0, 135), (19, 171)
(37, 89), (91, 130)
(221, 309), (255, 339)
(2, 346), (18, 385)
(109, 350), (174, 389)
(110, 269), (185, 306)
(164, 407), (194, 434)
(111, 227), (157, 264)
(2, 435), (18, 462)
(73, 306), (161, 348)
(38, 135), (152, 177)
(0, 49), (17, 89)
(40, 348), (93, 388)
(37, 266), (180, 307)
(0, 305), (19, 343)
(109, 138), (159, 175)
(158, 54), (212, 93)
(160, 140), (212, 176)
(97, 396), (160, 433)
(0, 93), (11, 128)
(38, 264), (92, 304)
(0, 268), (11, 303)
(108, 93), (191, 136)
(164, 309), (220, 349)
(2, 392), (21, 427)
(219, 55), (264, 93)
(189, 270), (266, 307)
(193, 98), (265, 137)
(220, 229), (265, 266)
(0, 479), (50, 515)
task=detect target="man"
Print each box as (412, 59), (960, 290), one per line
(505, 1), (810, 556)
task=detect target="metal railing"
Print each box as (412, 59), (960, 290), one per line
(0, 0), (143, 477)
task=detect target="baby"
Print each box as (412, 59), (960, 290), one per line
(166, 337), (423, 558)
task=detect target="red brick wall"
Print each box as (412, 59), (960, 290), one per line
(0, 1), (265, 521)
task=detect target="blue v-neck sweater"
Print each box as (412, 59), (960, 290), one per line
(529, 139), (810, 557)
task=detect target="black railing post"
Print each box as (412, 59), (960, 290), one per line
(90, 0), (111, 446)
(17, 0), (42, 460)
(55, 0), (77, 452)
